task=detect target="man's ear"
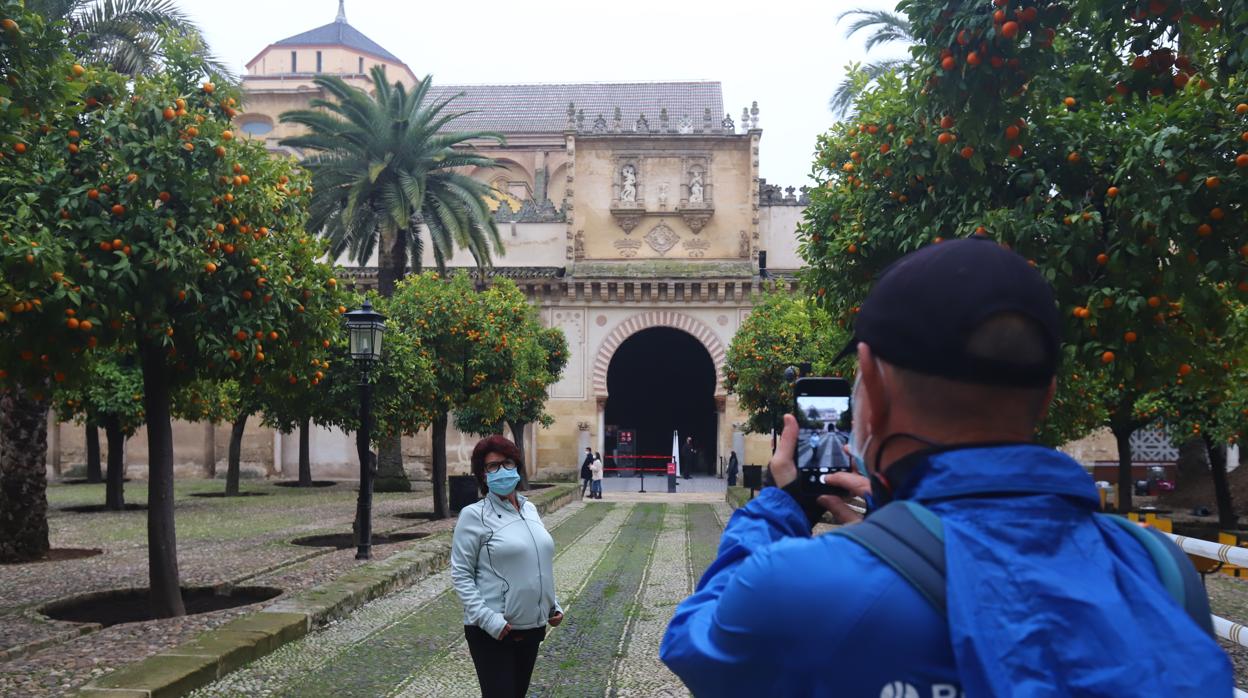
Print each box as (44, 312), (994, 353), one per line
(1037, 377), (1058, 422)
(857, 343), (889, 433)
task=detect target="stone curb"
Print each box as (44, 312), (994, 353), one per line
(76, 482), (576, 697)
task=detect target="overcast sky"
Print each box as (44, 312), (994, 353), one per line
(181, 0), (908, 187)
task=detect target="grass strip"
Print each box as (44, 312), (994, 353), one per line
(528, 504), (664, 698)
(686, 503), (724, 585)
(264, 504), (613, 698)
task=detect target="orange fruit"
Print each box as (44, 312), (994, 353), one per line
(1147, 296), (1161, 307)
(1096, 253), (1109, 265)
(67, 143), (79, 154)
(967, 51), (981, 67)
(1124, 331), (1138, 343)
(66, 318), (79, 330)
(1178, 363), (1193, 376)
(941, 56), (957, 71)
(13, 142), (25, 154)
(204, 262), (217, 273)
(1005, 125), (1020, 140)
(327, 278), (337, 288)
(1238, 103), (1248, 114)
(111, 204), (125, 216)
(1206, 176), (1221, 188)
(1064, 96), (1076, 107)
(87, 188), (99, 200)
(938, 132), (956, 145)
(1197, 223), (1213, 236)
(1237, 154), (1248, 168)
(1101, 351), (1115, 363)
(940, 116), (955, 129)
(79, 320), (92, 331)
(1106, 186), (1119, 198)
(960, 146), (975, 159)
(163, 107), (176, 120)
(1001, 21), (1019, 38)
(71, 64), (84, 77)
(215, 145), (227, 158)
(202, 82), (215, 93)
(221, 130), (234, 141)
(879, 143), (890, 154)
(1211, 207), (1225, 220)
(1067, 151), (1081, 164)
(1008, 144), (1023, 158)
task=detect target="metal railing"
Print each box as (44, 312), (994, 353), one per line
(1160, 531), (1248, 696)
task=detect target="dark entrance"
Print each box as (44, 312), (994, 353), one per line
(604, 327), (717, 475)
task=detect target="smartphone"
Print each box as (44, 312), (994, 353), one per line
(793, 377), (853, 495)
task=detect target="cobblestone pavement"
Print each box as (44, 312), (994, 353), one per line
(194, 501), (728, 697)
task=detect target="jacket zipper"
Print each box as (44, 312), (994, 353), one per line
(520, 505), (546, 620)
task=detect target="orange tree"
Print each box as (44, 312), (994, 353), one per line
(386, 272), (516, 517)
(454, 280), (569, 473)
(171, 377), (239, 479)
(0, 1), (118, 562)
(1139, 293), (1248, 525)
(723, 285), (848, 437)
(3, 33), (345, 614)
(53, 352), (144, 510)
(802, 0), (1248, 512)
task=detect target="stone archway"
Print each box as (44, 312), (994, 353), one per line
(592, 311), (727, 398)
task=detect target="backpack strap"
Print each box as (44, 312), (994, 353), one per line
(1098, 514), (1215, 637)
(833, 501), (948, 615)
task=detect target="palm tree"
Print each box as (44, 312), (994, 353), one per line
(280, 67), (504, 298)
(829, 8), (914, 117)
(281, 67), (503, 493)
(28, 0), (227, 77)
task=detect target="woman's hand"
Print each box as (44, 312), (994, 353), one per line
(498, 623), (512, 639)
(548, 612), (564, 627)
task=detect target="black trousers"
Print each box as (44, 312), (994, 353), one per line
(465, 624), (546, 698)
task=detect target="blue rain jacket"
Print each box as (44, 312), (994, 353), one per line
(660, 444), (1232, 697)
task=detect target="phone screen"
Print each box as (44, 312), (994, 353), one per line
(795, 394), (852, 478)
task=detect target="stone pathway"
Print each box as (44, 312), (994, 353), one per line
(193, 501), (727, 697)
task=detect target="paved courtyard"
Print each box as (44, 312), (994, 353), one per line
(192, 500), (730, 697)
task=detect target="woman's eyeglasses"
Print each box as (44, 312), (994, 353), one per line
(484, 459), (517, 474)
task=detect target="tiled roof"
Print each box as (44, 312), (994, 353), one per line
(424, 82), (724, 134)
(273, 19), (402, 64)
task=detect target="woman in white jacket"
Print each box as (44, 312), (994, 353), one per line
(451, 435), (563, 697)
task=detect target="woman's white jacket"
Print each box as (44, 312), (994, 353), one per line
(451, 493), (561, 639)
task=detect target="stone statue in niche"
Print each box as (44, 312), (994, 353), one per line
(739, 230), (751, 259)
(573, 231), (585, 261)
(689, 170), (705, 204)
(658, 182), (669, 207)
(621, 165), (637, 203)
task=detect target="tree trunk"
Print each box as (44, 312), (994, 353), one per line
(104, 415), (125, 511)
(510, 421), (528, 485)
(202, 422), (216, 479)
(376, 229), (408, 299)
(374, 434), (411, 492)
(226, 411), (247, 497)
(432, 412), (449, 519)
(1206, 435), (1237, 528)
(1113, 424), (1134, 514)
(85, 423), (102, 483)
(138, 336), (185, 618)
(298, 417), (312, 486)
(0, 383), (51, 562)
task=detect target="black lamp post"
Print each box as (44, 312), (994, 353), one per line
(345, 299), (386, 560)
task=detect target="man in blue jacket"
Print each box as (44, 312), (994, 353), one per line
(660, 238), (1232, 696)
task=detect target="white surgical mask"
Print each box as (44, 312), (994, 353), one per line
(848, 371), (872, 477)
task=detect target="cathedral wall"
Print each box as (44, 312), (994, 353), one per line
(573, 138), (753, 261)
(249, 46), (412, 86)
(759, 204), (806, 271)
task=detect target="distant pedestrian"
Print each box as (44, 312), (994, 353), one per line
(590, 452), (604, 499)
(727, 451), (739, 487)
(452, 435), (563, 698)
(580, 447), (593, 497)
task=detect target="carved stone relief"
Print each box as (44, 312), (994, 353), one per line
(613, 239), (642, 258)
(738, 230), (751, 259)
(644, 223), (681, 256)
(683, 238), (710, 258)
(573, 231), (585, 261)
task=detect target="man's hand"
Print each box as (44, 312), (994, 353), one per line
(767, 414), (800, 488)
(548, 611), (564, 627)
(817, 471), (871, 524)
(498, 622), (513, 640)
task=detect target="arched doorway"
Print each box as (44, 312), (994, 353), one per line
(604, 327), (718, 475)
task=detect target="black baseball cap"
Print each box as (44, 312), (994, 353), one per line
(834, 237), (1062, 387)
